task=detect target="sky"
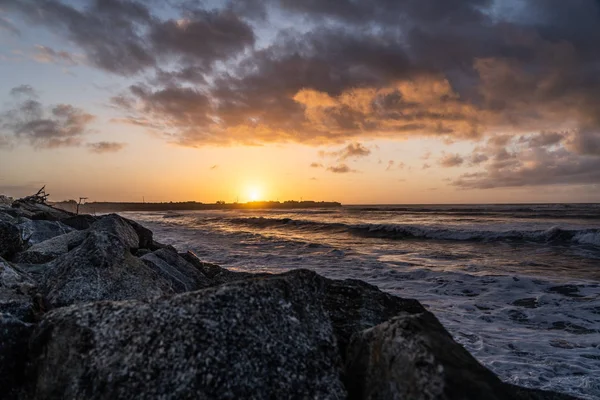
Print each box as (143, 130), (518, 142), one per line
(1, 0), (600, 204)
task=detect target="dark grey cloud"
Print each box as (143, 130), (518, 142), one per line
(454, 147), (600, 189)
(1, 86), (95, 149)
(310, 162), (323, 168)
(210, 164), (218, 170)
(319, 142), (372, 161)
(87, 141), (126, 153)
(2, 0), (254, 76)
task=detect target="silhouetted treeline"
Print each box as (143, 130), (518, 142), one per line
(52, 200), (342, 214)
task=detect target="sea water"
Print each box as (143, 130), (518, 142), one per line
(125, 204), (600, 399)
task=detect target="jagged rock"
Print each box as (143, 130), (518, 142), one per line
(18, 220), (75, 245)
(42, 230), (175, 308)
(180, 251), (262, 284)
(12, 200), (73, 221)
(344, 312), (577, 400)
(15, 230), (88, 264)
(123, 218), (154, 249)
(322, 277), (426, 357)
(141, 249), (212, 292)
(0, 207), (16, 223)
(0, 195), (13, 205)
(0, 258), (36, 321)
(28, 270), (346, 400)
(61, 214), (98, 231)
(90, 214), (139, 250)
(0, 221), (24, 259)
(0, 313), (34, 400)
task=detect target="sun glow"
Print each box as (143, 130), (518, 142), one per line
(249, 187), (261, 202)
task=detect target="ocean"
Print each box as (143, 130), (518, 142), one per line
(125, 204), (600, 399)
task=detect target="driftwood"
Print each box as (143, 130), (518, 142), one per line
(19, 186), (50, 204)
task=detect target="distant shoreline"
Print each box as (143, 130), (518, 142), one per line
(52, 200), (342, 213)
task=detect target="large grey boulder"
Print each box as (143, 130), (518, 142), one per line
(15, 230), (88, 264)
(61, 214), (98, 231)
(12, 200), (73, 221)
(0, 221), (24, 259)
(345, 312), (577, 400)
(28, 270), (346, 400)
(90, 214), (139, 250)
(322, 278), (426, 357)
(0, 257), (36, 321)
(41, 230), (174, 308)
(141, 249), (212, 292)
(0, 313), (34, 400)
(18, 220), (75, 245)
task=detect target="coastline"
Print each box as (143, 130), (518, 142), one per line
(0, 197), (580, 399)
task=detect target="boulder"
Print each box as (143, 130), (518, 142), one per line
(90, 214), (139, 250)
(42, 230), (175, 308)
(18, 220), (75, 245)
(11, 200), (73, 221)
(61, 214), (98, 231)
(140, 249), (212, 292)
(0, 221), (24, 259)
(322, 277), (426, 357)
(0, 257), (36, 321)
(122, 218), (154, 249)
(14, 230), (88, 264)
(0, 195), (13, 205)
(0, 313), (34, 400)
(344, 312), (577, 400)
(28, 270), (346, 400)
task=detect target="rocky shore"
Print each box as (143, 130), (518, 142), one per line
(0, 196), (579, 399)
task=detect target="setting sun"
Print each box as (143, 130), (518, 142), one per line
(249, 188), (261, 202)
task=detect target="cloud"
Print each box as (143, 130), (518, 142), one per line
(327, 164), (356, 173)
(2, 0), (254, 77)
(1, 86), (95, 149)
(0, 15), (20, 36)
(468, 153), (489, 165)
(87, 142), (126, 154)
(439, 153), (464, 167)
(310, 162), (323, 168)
(33, 45), (78, 66)
(422, 163), (431, 170)
(319, 142), (372, 161)
(210, 164), (219, 170)
(385, 160), (395, 171)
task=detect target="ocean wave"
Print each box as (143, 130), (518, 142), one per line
(225, 217), (600, 246)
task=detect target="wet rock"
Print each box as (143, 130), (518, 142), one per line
(42, 230), (175, 308)
(0, 257), (36, 321)
(322, 277), (426, 357)
(61, 214), (98, 231)
(0, 313), (34, 400)
(18, 220), (75, 245)
(0, 221), (24, 259)
(15, 230), (88, 264)
(28, 270), (346, 400)
(140, 248), (212, 292)
(345, 312), (577, 400)
(90, 214), (139, 250)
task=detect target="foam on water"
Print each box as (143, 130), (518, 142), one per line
(125, 206), (600, 399)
